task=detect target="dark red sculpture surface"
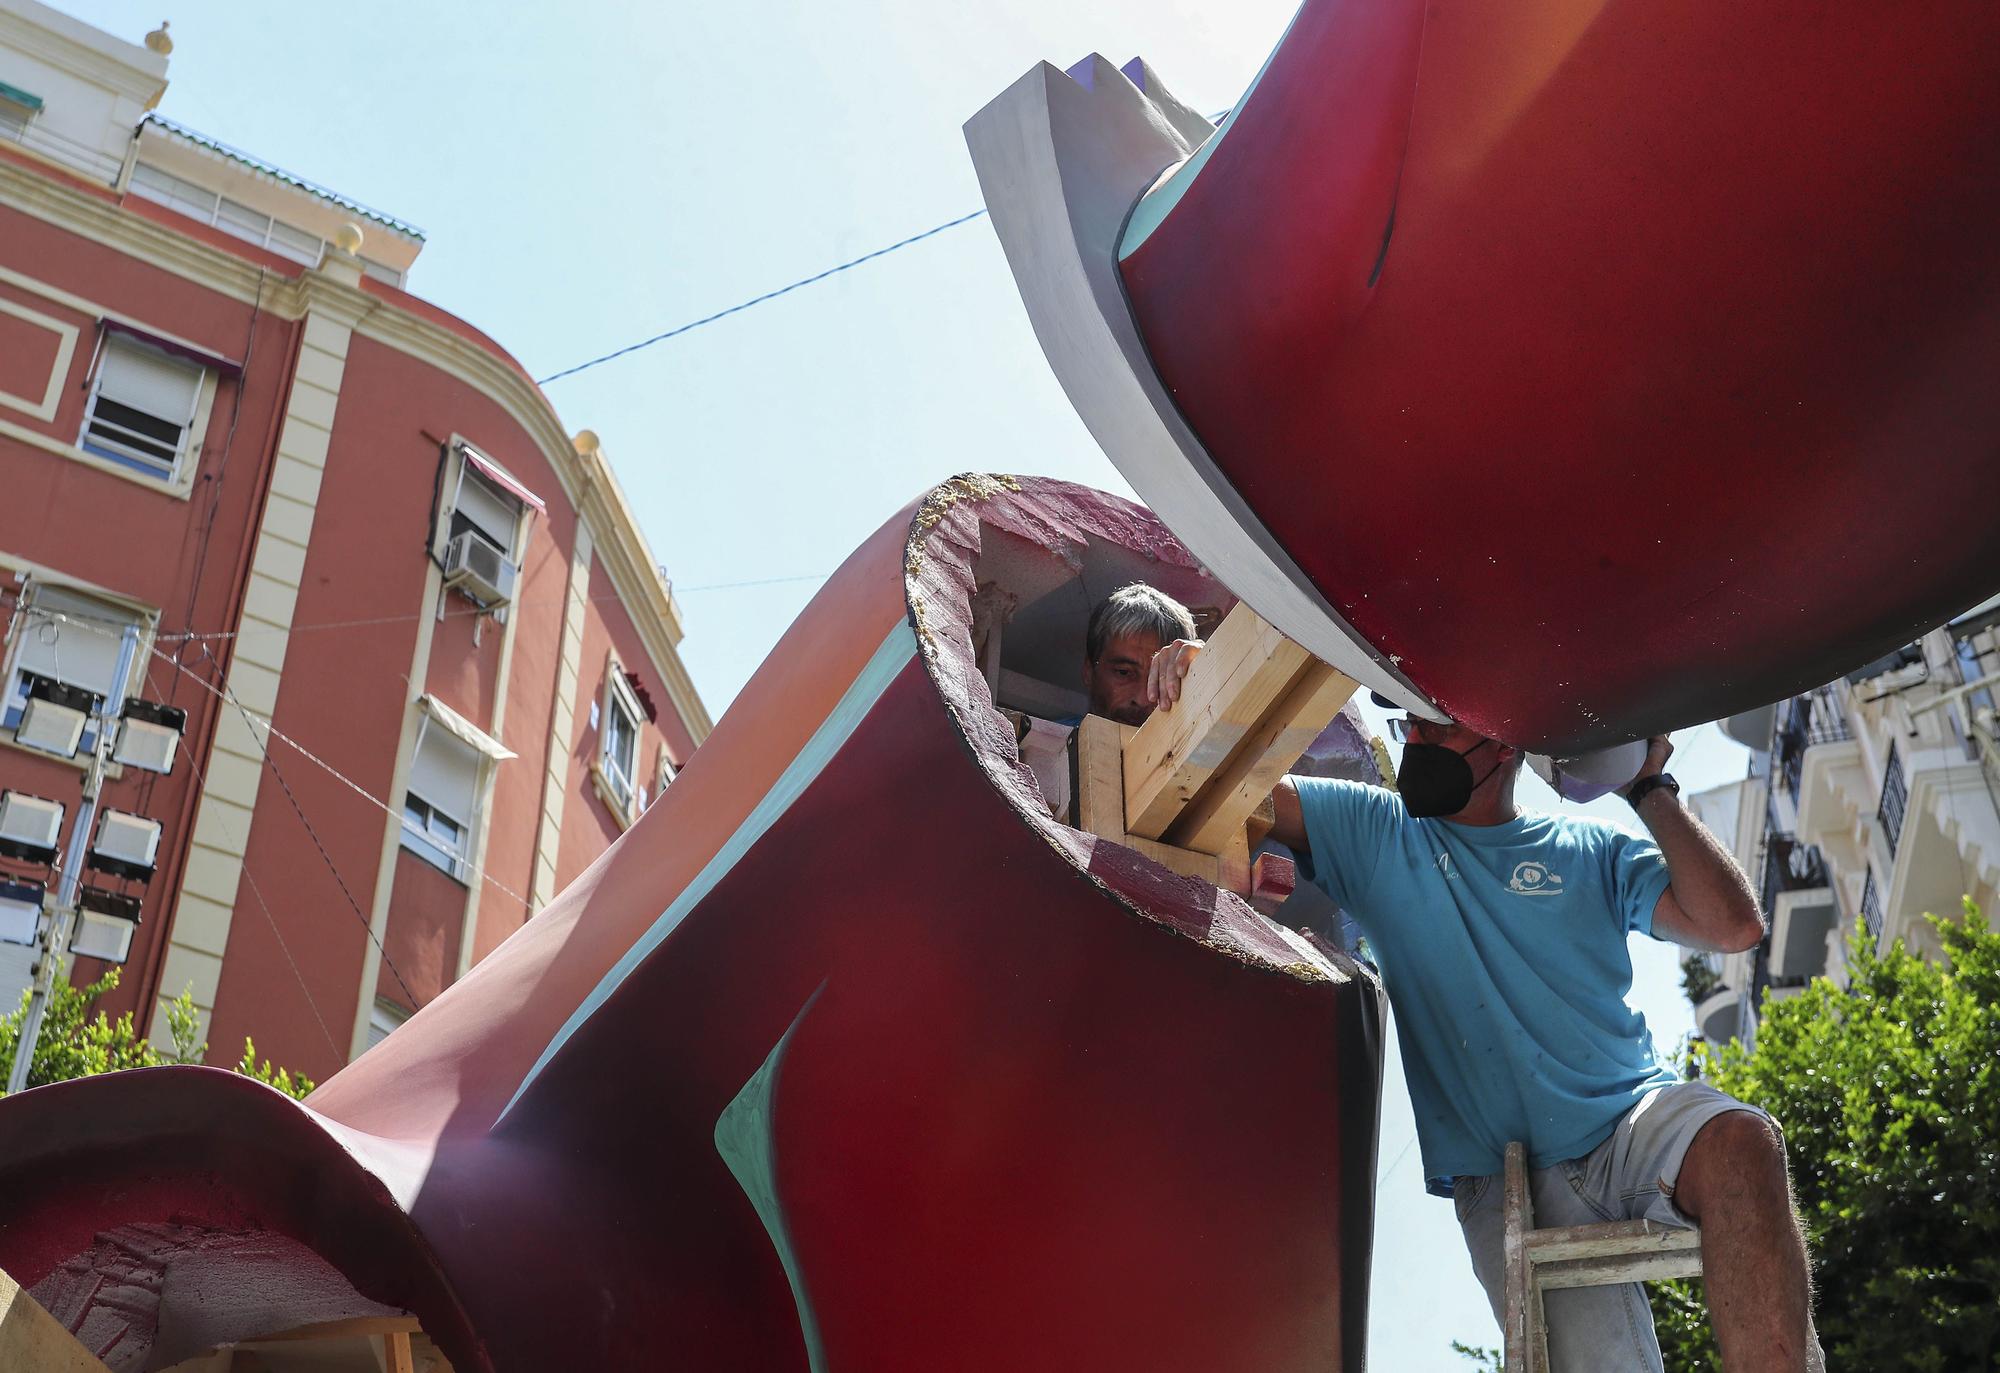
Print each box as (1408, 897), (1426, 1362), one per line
(1120, 0), (2000, 753)
(0, 477), (1382, 1372)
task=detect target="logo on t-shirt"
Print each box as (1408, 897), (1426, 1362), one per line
(1507, 860), (1565, 896)
(1436, 851), (1458, 880)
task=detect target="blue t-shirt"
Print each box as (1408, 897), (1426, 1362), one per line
(1294, 779), (1677, 1194)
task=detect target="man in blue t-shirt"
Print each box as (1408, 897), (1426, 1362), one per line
(1143, 646), (1822, 1370)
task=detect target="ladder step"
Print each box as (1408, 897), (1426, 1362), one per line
(1535, 1247), (1705, 1290)
(1524, 1220), (1703, 1264)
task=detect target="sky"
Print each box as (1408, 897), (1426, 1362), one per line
(55, 1), (1753, 1363)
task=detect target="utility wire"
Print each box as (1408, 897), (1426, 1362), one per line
(32, 610), (536, 918)
(536, 209), (989, 386)
(191, 641), (424, 1010)
(148, 660), (348, 1065)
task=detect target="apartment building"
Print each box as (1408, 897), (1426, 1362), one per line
(1686, 600), (2000, 1047)
(0, 0), (709, 1080)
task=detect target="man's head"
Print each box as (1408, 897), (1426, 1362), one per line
(1391, 714), (1525, 819)
(1084, 583), (1198, 725)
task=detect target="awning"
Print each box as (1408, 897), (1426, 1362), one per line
(101, 318), (242, 376)
(418, 694), (515, 761)
(0, 81), (43, 113)
(459, 443), (546, 514)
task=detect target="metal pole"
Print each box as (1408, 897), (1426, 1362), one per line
(6, 625), (140, 1094)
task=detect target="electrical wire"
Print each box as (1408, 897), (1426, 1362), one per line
(147, 660), (348, 1065)
(536, 209), (989, 386)
(191, 641), (424, 1010)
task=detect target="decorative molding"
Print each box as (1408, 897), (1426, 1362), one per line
(0, 293), (76, 420)
(530, 521), (593, 911)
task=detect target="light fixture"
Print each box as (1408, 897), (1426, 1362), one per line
(73, 886), (140, 963)
(14, 677), (96, 759)
(87, 810), (161, 881)
(0, 877), (46, 947)
(112, 700), (185, 775)
(0, 791), (65, 865)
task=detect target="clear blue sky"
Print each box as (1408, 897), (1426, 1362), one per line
(65, 1), (1752, 1363)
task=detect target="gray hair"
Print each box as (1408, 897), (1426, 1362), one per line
(1086, 583), (1198, 663)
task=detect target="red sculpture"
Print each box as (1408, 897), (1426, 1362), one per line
(0, 478), (1384, 1372)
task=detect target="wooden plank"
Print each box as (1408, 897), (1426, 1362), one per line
(1123, 605), (1309, 839)
(1165, 660), (1356, 853)
(254, 1315), (422, 1341)
(1122, 833), (1224, 886)
(1536, 1248), (1706, 1290)
(385, 1330), (417, 1373)
(1502, 1141), (1531, 1373)
(1525, 1220), (1703, 1265)
(0, 1265), (113, 1373)
(1074, 714), (1127, 842)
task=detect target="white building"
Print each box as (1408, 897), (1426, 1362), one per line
(1685, 598), (2000, 1047)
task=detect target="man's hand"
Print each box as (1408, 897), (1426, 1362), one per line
(1630, 734), (1675, 788)
(1145, 639), (1204, 711)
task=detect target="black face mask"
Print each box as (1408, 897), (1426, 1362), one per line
(1398, 738), (1503, 818)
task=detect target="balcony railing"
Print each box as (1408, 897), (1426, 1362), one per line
(1772, 687), (1853, 805)
(1878, 740), (1908, 858)
(1860, 867), (1883, 943)
(1, 116), (124, 186)
(1758, 832), (1828, 922)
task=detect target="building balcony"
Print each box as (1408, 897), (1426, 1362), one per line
(1695, 986), (1742, 1044)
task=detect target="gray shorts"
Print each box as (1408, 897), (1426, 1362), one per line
(1452, 1081), (1765, 1373)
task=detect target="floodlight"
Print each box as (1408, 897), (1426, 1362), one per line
(0, 878), (46, 947)
(88, 810), (161, 881)
(14, 678), (95, 759)
(73, 886), (140, 964)
(0, 791), (64, 865)
(112, 700), (186, 775)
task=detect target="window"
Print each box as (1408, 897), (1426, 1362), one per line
(450, 464), (524, 558)
(0, 81), (38, 141)
(400, 722), (480, 882)
(366, 998), (409, 1049)
(651, 751), (677, 808)
(4, 585), (146, 753)
(598, 671), (642, 818)
(80, 334), (205, 480)
(130, 164), (324, 268)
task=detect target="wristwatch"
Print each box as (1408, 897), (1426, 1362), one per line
(1624, 773), (1681, 809)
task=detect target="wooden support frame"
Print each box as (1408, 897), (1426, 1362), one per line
(1, 1264), (112, 1373)
(1120, 603), (1356, 852)
(1072, 601), (1356, 897)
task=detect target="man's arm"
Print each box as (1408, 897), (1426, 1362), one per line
(1268, 777), (1309, 854)
(1628, 736), (1765, 952)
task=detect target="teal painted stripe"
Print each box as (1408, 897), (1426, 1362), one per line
(1117, 0), (1305, 261)
(716, 984), (827, 1371)
(497, 622), (918, 1125)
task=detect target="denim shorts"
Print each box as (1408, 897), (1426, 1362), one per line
(1451, 1081), (1766, 1373)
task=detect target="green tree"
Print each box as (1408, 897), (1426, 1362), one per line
(1651, 901), (2000, 1371)
(0, 968), (314, 1101)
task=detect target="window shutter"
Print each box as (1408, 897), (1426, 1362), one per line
(97, 336), (202, 424)
(454, 468), (521, 552)
(408, 727), (481, 825)
(12, 588), (137, 697)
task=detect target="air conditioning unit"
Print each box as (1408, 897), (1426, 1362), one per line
(0, 791), (65, 865)
(88, 809), (161, 881)
(443, 531), (517, 608)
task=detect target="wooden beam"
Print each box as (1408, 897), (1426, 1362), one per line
(1123, 605), (1310, 840)
(1165, 659), (1355, 853)
(0, 1265), (113, 1373)
(385, 1330), (417, 1373)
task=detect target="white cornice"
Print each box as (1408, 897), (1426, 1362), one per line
(0, 151), (712, 745)
(0, 4), (165, 106)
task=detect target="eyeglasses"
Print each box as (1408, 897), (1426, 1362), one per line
(1387, 716), (1455, 744)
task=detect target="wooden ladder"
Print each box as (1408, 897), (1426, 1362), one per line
(1502, 1140), (1704, 1373)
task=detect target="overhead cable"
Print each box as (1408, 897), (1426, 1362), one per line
(536, 209), (989, 386)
